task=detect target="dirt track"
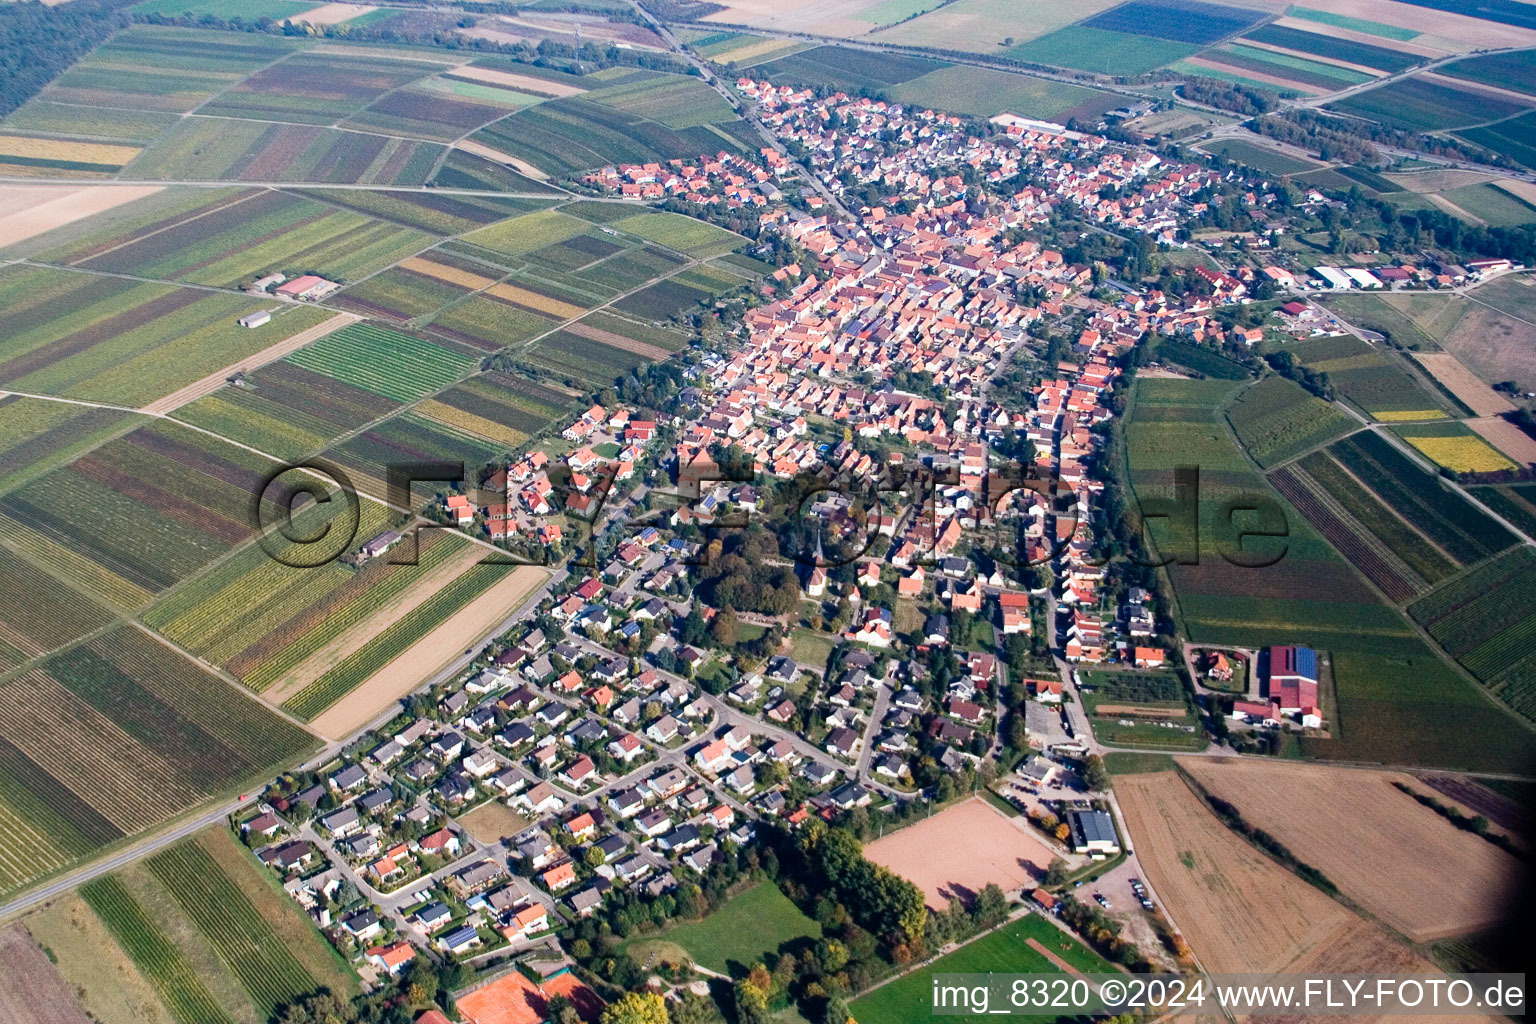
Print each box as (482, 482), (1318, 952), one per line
(865, 797), (1055, 909)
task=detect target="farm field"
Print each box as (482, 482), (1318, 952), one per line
(286, 187), (554, 234)
(125, 117), (444, 186)
(284, 322), (476, 403)
(1409, 547), (1536, 722)
(0, 421), (298, 606)
(610, 211), (744, 257)
(0, 924), (92, 1024)
(0, 264), (332, 407)
(0, 184), (167, 252)
(1389, 419), (1516, 473)
(1115, 769), (1468, 999)
(461, 208), (590, 259)
(69, 826), (354, 1024)
(584, 74), (738, 130)
(0, 136), (132, 181)
(1079, 0), (1264, 44)
(1241, 22), (1425, 73)
(1275, 450), (1457, 601)
(132, 0), (322, 18)
(1115, 770), (1351, 973)
(1126, 379), (1529, 770)
(32, 188), (432, 288)
(1470, 481), (1536, 539)
(1079, 670), (1205, 750)
(0, 627), (314, 903)
(1, 101), (179, 146)
(851, 915), (1110, 1024)
(427, 293), (559, 352)
(1436, 182), (1536, 226)
(1328, 77), (1531, 132)
(1009, 27), (1198, 76)
(1439, 48), (1536, 98)
(467, 90), (755, 178)
(340, 84), (526, 143)
(1458, 111), (1536, 170)
(326, 410), (506, 497)
(418, 371), (577, 448)
(431, 148), (562, 192)
(1437, 273), (1536, 391)
(753, 46), (946, 93)
(868, 0), (1123, 53)
(306, 562), (548, 738)
(1179, 758), (1518, 941)
(198, 50), (434, 124)
(0, 397), (139, 496)
(524, 327), (653, 388)
(0, 548), (115, 673)
(34, 27), (300, 115)
(889, 65), (1120, 121)
(20, 896), (178, 1024)
(1328, 431), (1513, 560)
(170, 353), (402, 462)
(1189, 44), (1372, 94)
(1321, 290), (1461, 351)
(1224, 375), (1355, 468)
(1199, 138), (1321, 175)
(624, 882), (820, 976)
(333, 257), (485, 324)
(1287, 334), (1449, 418)
(865, 798), (1056, 909)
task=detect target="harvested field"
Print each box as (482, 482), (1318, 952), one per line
(1466, 416), (1536, 466)
(1412, 352), (1515, 416)
(457, 800), (530, 845)
(294, 2), (374, 24)
(0, 925), (90, 1024)
(448, 65), (585, 98)
(486, 281), (587, 319)
(1115, 771), (1351, 974)
(0, 185), (163, 248)
(398, 255), (497, 291)
(452, 140), (551, 180)
(1180, 759), (1517, 941)
(1287, 0), (1536, 49)
(865, 797), (1054, 909)
(138, 311), (359, 415)
(565, 319), (672, 360)
(1441, 278), (1536, 392)
(307, 563), (548, 739)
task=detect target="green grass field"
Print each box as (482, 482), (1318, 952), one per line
(626, 883), (821, 976)
(888, 65), (1118, 120)
(1200, 138), (1321, 176)
(851, 915), (1110, 1024)
(1008, 26), (1198, 75)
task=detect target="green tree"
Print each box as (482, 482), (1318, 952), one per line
(972, 883), (1009, 927)
(1045, 857), (1070, 887)
(1083, 754), (1110, 792)
(823, 994), (851, 1024)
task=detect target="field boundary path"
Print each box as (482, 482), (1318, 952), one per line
(139, 311), (360, 415)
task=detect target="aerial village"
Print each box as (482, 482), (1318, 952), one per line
(229, 77), (1497, 1019)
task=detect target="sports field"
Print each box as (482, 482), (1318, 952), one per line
(865, 798), (1056, 909)
(851, 915), (1110, 1024)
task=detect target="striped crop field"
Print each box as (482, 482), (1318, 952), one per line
(282, 559), (510, 719)
(0, 627), (314, 901)
(37, 188), (433, 288)
(0, 421), (292, 604)
(145, 841), (323, 1019)
(0, 264), (332, 407)
(80, 875), (236, 1024)
(284, 321), (476, 402)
